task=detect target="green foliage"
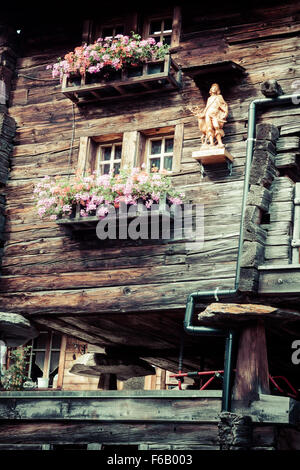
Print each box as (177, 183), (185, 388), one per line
(1, 345), (32, 391)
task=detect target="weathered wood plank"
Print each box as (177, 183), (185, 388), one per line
(0, 421), (218, 445)
(233, 321), (270, 401)
(0, 390), (222, 422)
(258, 265), (300, 294)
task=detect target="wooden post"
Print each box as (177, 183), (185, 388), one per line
(233, 321), (270, 402)
(56, 335), (67, 389)
(98, 374), (117, 390)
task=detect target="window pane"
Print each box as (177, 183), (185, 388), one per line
(113, 162), (121, 174)
(103, 27), (114, 38)
(103, 164), (111, 174)
(164, 156), (173, 171)
(163, 35), (171, 45)
(51, 334), (61, 350)
(50, 351), (60, 375)
(114, 145), (122, 160)
(150, 20), (162, 35)
(163, 18), (173, 32)
(115, 25), (124, 35)
(165, 138), (174, 153)
(102, 147), (112, 161)
(34, 351), (45, 372)
(33, 333), (48, 350)
(150, 140), (162, 155)
(149, 157), (161, 171)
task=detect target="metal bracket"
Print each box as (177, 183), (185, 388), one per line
(294, 198), (300, 205)
(291, 239), (300, 247)
(226, 158), (233, 176)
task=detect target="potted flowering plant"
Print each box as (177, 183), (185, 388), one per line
(47, 33), (170, 83)
(33, 167), (184, 222)
(1, 346), (32, 391)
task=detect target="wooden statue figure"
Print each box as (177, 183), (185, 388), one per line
(189, 83), (228, 147)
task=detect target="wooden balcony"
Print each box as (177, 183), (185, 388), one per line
(61, 55), (182, 104)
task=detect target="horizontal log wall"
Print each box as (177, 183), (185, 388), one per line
(0, 3), (299, 324)
(0, 391), (299, 449)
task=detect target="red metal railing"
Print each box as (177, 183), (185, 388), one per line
(170, 370), (298, 398)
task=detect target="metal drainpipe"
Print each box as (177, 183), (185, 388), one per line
(183, 92), (300, 411)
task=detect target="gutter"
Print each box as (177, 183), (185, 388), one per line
(183, 92), (300, 411)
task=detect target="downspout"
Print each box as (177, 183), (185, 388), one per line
(184, 92), (300, 411)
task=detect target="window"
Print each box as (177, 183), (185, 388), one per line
(96, 142), (122, 175)
(82, 14), (138, 44)
(147, 136), (174, 171)
(142, 6), (181, 48)
(28, 332), (62, 388)
(148, 18), (173, 45)
(77, 124), (183, 177)
(102, 24), (124, 39)
(83, 8), (181, 48)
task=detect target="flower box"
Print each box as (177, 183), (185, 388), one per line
(56, 196), (174, 233)
(61, 55), (182, 104)
(34, 168), (184, 238)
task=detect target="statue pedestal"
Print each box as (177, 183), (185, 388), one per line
(192, 147), (234, 165)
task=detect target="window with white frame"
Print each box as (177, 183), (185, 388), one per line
(77, 124), (183, 177)
(146, 136), (174, 172)
(96, 142), (122, 175)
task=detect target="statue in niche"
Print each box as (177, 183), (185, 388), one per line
(189, 83), (228, 147)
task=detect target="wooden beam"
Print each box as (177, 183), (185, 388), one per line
(258, 265), (300, 294)
(0, 421), (219, 446)
(98, 374), (117, 390)
(172, 123), (184, 172)
(121, 131), (139, 169)
(171, 6), (182, 48)
(43, 333), (52, 379)
(0, 390), (222, 422)
(56, 334), (67, 389)
(0, 390), (295, 425)
(233, 321), (270, 402)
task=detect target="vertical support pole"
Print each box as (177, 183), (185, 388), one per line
(56, 334), (67, 389)
(222, 330), (236, 412)
(233, 321), (270, 402)
(98, 374), (117, 390)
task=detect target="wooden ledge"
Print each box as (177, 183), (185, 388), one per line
(182, 60), (246, 79)
(192, 147), (234, 165)
(197, 302), (300, 328)
(0, 312), (38, 346)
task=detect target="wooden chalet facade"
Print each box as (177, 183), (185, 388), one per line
(0, 0), (300, 450)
